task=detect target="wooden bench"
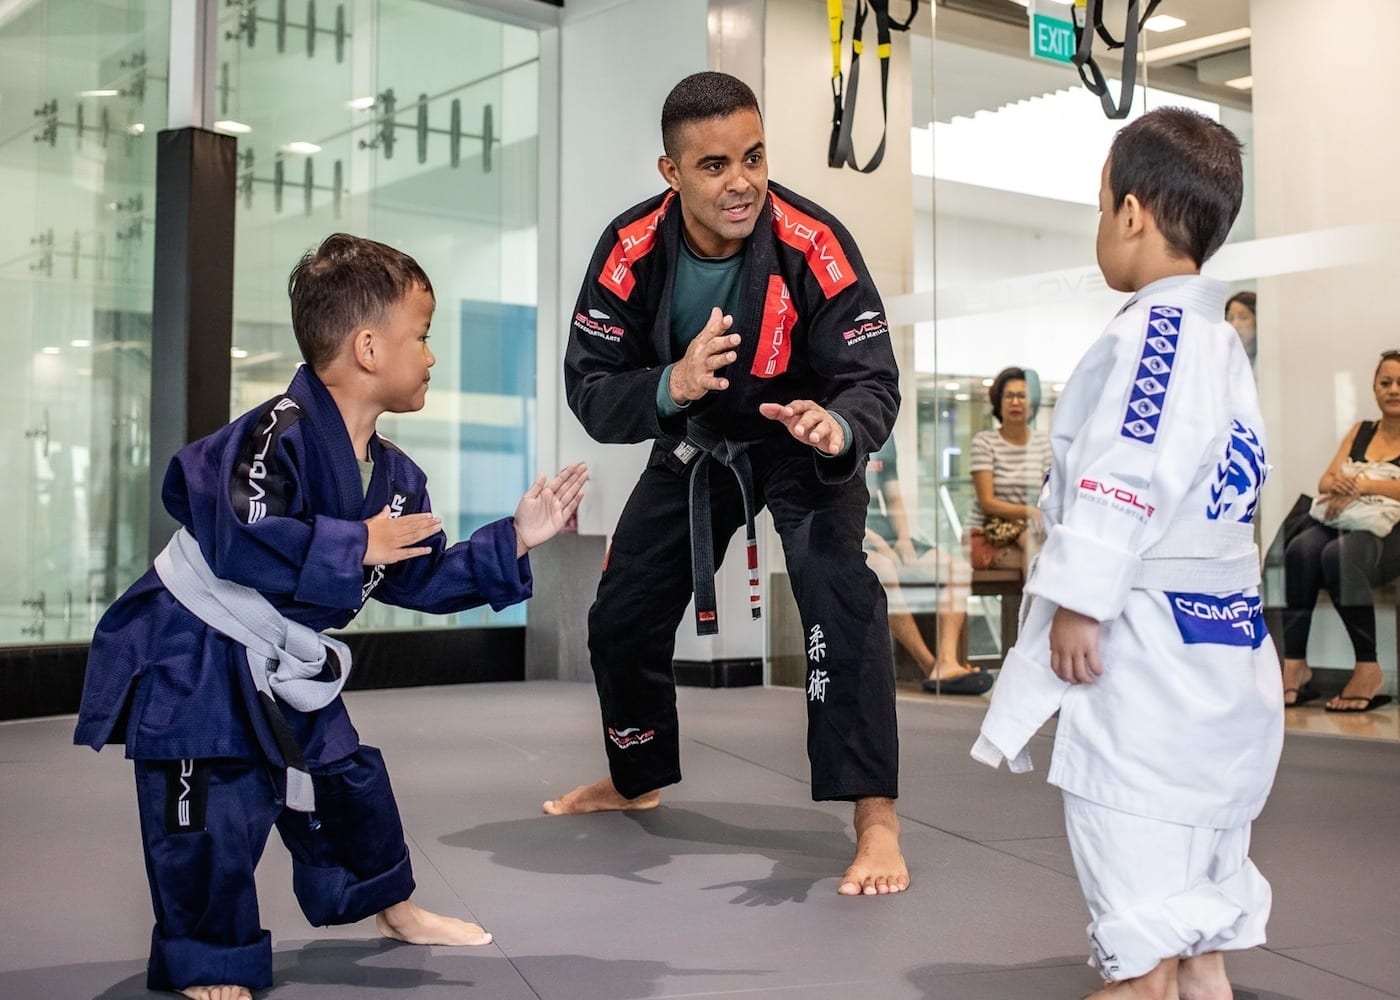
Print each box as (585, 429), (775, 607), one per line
(969, 568), (1023, 668)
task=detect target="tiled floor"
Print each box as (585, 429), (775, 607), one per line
(2, 682), (1397, 999)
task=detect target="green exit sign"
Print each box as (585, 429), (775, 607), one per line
(1030, 6), (1076, 64)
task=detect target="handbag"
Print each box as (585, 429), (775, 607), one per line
(1307, 460), (1400, 537)
(970, 517), (1026, 571)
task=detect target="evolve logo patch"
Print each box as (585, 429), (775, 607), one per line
(1077, 477), (1156, 522)
(598, 193), (674, 301)
(1207, 420), (1266, 523)
(361, 488), (411, 603)
(1120, 306), (1182, 444)
(1166, 592), (1267, 648)
(608, 726), (656, 749)
(164, 758), (208, 834)
(237, 396), (302, 524)
(840, 310), (888, 346)
(751, 275), (796, 378)
(771, 194), (856, 298)
(573, 309), (626, 343)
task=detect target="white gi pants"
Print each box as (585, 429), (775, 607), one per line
(1062, 792), (1271, 983)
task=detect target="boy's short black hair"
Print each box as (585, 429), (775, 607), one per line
(661, 71), (761, 159)
(1225, 290), (1256, 318)
(288, 233), (433, 372)
(1108, 107), (1243, 268)
(989, 366), (1036, 423)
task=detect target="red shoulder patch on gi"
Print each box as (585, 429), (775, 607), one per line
(751, 275), (797, 378)
(597, 192), (675, 302)
(770, 193), (856, 299)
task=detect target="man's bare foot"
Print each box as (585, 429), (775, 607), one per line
(1281, 658), (1313, 706)
(838, 796), (909, 896)
(542, 777), (661, 815)
(376, 899), (492, 946)
(1178, 952), (1232, 1000)
(1085, 958), (1179, 1000)
(180, 987), (252, 1000)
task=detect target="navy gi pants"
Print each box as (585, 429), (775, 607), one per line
(133, 744), (414, 991)
(590, 440), (899, 802)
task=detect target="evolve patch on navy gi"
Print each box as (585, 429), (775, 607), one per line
(1165, 592), (1267, 648)
(230, 396), (303, 524)
(1207, 420), (1267, 523)
(361, 486), (411, 603)
(163, 759), (209, 833)
(1120, 306), (1182, 445)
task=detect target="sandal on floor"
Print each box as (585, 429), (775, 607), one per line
(1324, 694), (1393, 713)
(1284, 682), (1320, 706)
(921, 670), (995, 696)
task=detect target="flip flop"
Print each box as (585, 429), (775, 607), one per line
(921, 670), (995, 696)
(1324, 694), (1393, 713)
(1284, 682), (1320, 707)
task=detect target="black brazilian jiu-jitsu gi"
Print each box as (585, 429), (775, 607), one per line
(565, 181), (901, 802)
(75, 365), (532, 992)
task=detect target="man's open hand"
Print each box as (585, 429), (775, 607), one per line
(759, 400), (846, 456)
(669, 308), (740, 405)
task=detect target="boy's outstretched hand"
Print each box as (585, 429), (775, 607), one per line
(759, 400), (845, 456)
(1049, 606), (1103, 685)
(363, 509), (443, 566)
(515, 462), (588, 556)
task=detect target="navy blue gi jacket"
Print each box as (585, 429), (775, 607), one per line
(564, 180), (899, 481)
(75, 366), (532, 765)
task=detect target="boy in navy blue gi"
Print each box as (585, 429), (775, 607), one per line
(76, 233), (587, 1000)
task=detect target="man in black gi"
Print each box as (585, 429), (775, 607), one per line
(544, 71), (906, 895)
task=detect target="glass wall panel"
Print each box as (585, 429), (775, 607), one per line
(218, 0), (540, 631)
(0, 0), (167, 645)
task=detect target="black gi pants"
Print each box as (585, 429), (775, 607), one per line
(589, 439), (899, 802)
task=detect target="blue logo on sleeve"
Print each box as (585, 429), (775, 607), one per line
(1120, 306), (1182, 445)
(1207, 420), (1267, 523)
(1166, 592), (1267, 648)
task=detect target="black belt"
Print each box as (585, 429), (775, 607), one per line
(670, 429), (761, 636)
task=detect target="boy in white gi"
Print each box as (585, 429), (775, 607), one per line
(971, 108), (1283, 1000)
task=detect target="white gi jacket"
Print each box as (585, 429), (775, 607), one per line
(973, 275), (1284, 830)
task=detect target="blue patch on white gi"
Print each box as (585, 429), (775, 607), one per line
(1207, 420), (1267, 523)
(1120, 306), (1182, 445)
(1166, 592), (1267, 648)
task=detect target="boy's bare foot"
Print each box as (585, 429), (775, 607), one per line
(542, 777), (661, 815)
(838, 796), (909, 896)
(1178, 952), (1232, 1000)
(375, 899), (492, 946)
(1084, 958), (1179, 1000)
(180, 988), (252, 1000)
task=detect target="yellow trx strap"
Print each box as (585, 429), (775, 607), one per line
(827, 1), (919, 174)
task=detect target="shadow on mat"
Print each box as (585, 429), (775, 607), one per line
(443, 801), (852, 904)
(909, 958), (1291, 1000)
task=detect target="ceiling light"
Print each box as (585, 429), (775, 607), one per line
(41, 346), (61, 355)
(954, 393), (971, 401)
(1144, 27), (1251, 65)
(79, 89), (120, 98)
(126, 122), (145, 135)
(214, 119), (252, 134)
(1224, 75), (1253, 90)
(1143, 14), (1186, 33)
(944, 381), (960, 391)
(230, 347), (249, 359)
(70, 339), (91, 348)
(1053, 383), (1066, 392)
(346, 96), (376, 110)
(981, 378), (995, 387)
(281, 141), (321, 155)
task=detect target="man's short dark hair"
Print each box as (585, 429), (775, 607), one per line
(288, 233), (433, 372)
(1109, 107), (1243, 268)
(989, 366), (1033, 423)
(661, 71), (761, 159)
